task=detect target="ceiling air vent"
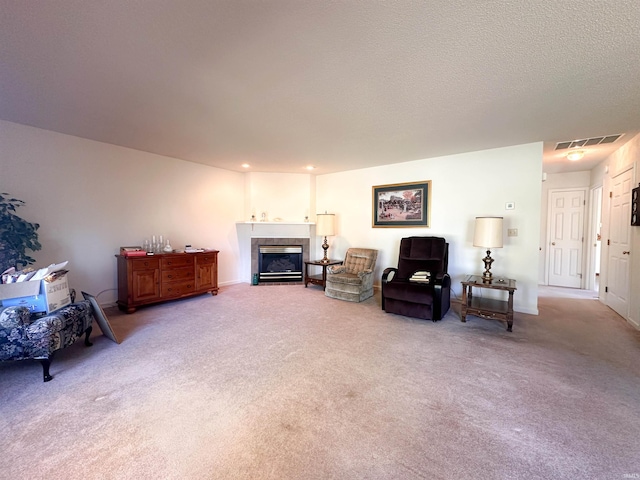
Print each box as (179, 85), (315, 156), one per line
(600, 134), (622, 144)
(555, 134), (623, 150)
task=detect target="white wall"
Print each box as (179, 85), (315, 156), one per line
(316, 143), (543, 315)
(1, 120), (245, 305)
(243, 172), (314, 222)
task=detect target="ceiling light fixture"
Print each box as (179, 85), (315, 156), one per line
(306, 165), (316, 171)
(566, 150), (585, 161)
(241, 163), (250, 168)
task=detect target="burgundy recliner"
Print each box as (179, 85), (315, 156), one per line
(381, 236), (451, 321)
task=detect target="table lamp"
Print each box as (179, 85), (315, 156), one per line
(316, 213), (335, 263)
(473, 216), (503, 281)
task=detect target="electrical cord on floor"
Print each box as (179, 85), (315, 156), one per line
(94, 288), (116, 300)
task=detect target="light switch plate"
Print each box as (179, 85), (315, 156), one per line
(508, 229), (518, 237)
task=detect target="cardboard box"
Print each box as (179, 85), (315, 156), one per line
(0, 272), (71, 314)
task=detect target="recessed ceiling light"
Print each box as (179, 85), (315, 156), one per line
(566, 150), (585, 161)
(305, 165), (316, 171)
(241, 163), (250, 168)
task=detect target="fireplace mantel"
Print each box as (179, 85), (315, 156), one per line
(236, 222), (318, 283)
(238, 221), (314, 225)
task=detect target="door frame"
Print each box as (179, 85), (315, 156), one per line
(545, 187), (588, 288)
(586, 184), (603, 292)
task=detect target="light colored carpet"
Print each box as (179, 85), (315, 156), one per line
(1, 284), (639, 479)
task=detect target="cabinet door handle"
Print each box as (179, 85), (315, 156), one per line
(551, 242), (556, 246)
(622, 251), (630, 255)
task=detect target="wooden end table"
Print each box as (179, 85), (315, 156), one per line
(304, 260), (342, 290)
(460, 275), (517, 331)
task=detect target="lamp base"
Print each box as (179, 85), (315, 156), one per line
(481, 249), (494, 282)
(320, 236), (330, 263)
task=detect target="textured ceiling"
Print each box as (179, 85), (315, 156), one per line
(1, 1), (639, 175)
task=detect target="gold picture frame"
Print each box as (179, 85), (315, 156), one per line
(372, 181), (431, 228)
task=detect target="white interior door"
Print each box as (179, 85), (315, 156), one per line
(548, 189), (586, 288)
(606, 168), (632, 318)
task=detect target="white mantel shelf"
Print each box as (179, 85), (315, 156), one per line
(235, 222), (316, 237)
(236, 221), (315, 225)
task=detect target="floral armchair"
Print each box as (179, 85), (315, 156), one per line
(0, 300), (94, 381)
(325, 248), (378, 302)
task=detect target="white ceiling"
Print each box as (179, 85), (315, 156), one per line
(1, 1), (640, 175)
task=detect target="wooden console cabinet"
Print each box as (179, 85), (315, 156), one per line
(116, 251), (219, 313)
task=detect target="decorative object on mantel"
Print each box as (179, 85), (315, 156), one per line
(473, 216), (503, 282)
(316, 212), (336, 263)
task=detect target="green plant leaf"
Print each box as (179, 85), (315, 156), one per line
(0, 194), (41, 270)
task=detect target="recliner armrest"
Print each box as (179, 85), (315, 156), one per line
(433, 272), (451, 288)
(432, 273), (451, 320)
(382, 267), (397, 284)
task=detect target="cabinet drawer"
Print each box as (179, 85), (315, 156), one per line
(161, 255), (194, 269)
(162, 280), (195, 298)
(162, 267), (194, 283)
(196, 254), (217, 265)
(131, 257), (160, 271)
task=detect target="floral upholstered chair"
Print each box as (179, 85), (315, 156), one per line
(325, 248), (378, 302)
(0, 300), (94, 382)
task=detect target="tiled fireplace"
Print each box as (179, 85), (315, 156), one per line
(252, 238), (309, 284)
(236, 222), (316, 284)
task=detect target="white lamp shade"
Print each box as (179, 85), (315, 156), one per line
(316, 213), (335, 236)
(473, 217), (503, 249)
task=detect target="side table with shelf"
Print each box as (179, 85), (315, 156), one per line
(304, 260), (342, 290)
(460, 275), (517, 331)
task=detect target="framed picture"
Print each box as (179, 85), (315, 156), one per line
(372, 181), (431, 228)
(82, 291), (120, 344)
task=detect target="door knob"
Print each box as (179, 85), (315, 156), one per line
(551, 242), (556, 246)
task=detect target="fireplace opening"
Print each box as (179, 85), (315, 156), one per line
(258, 245), (303, 283)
